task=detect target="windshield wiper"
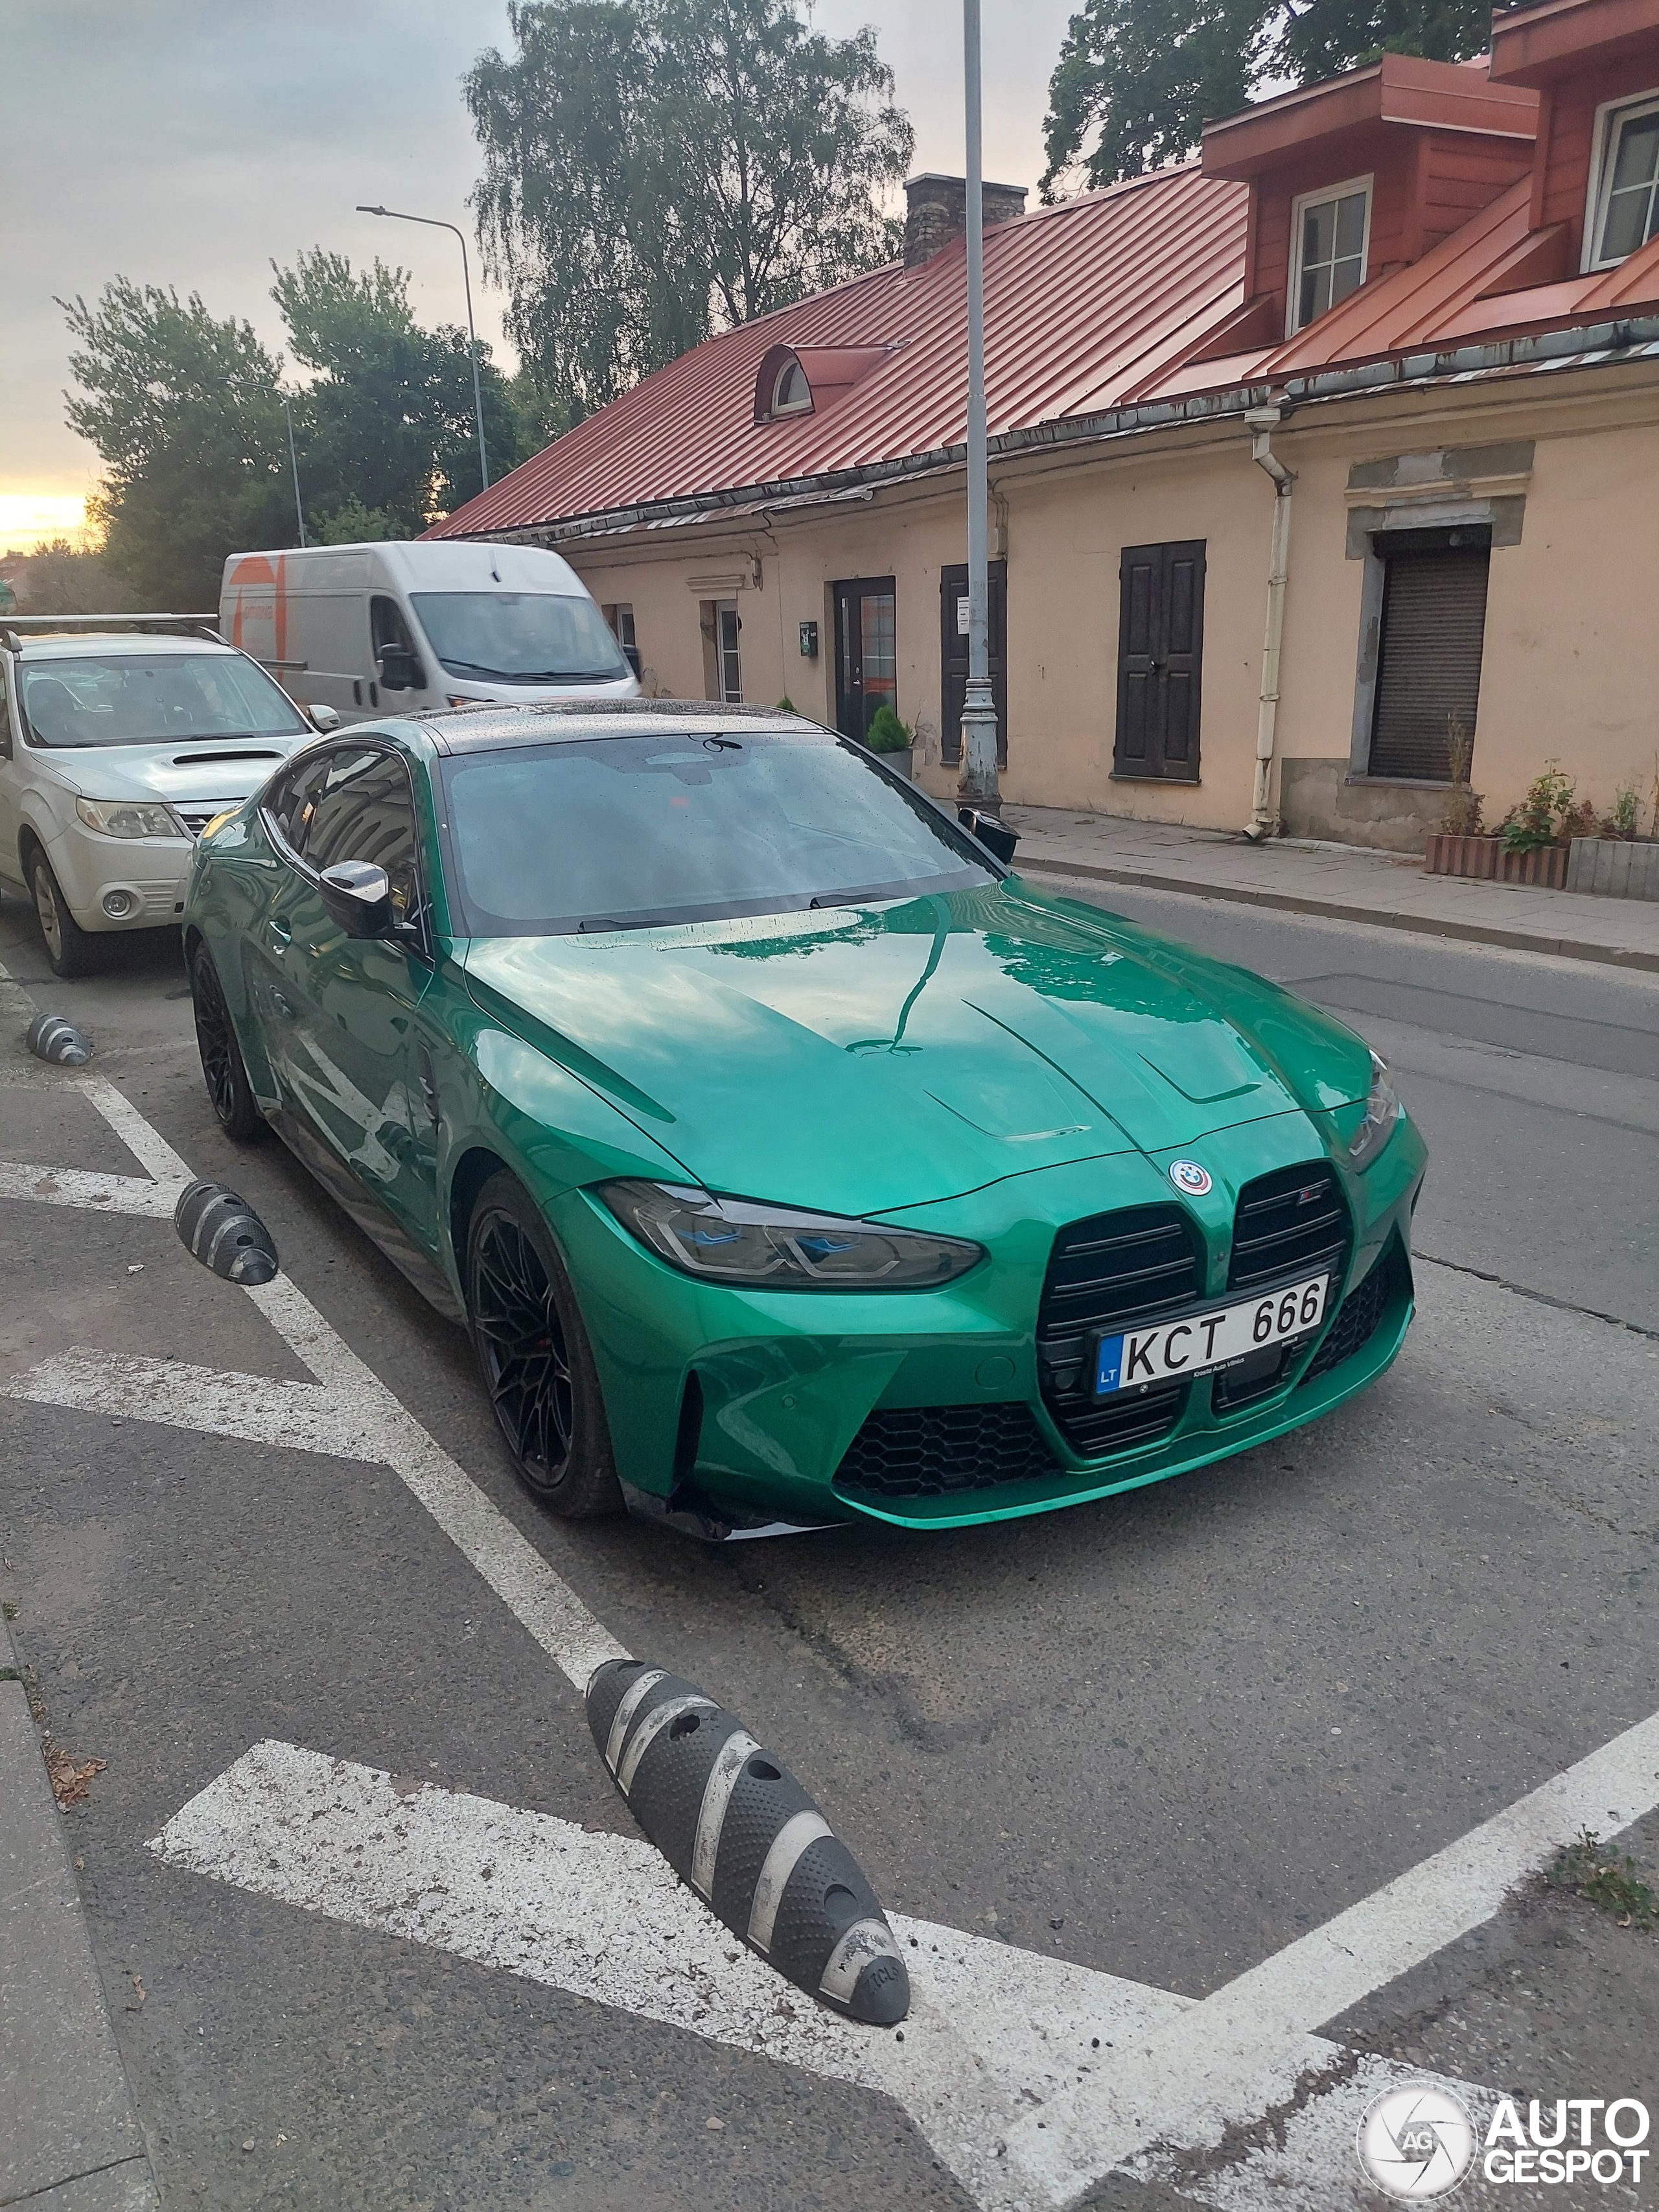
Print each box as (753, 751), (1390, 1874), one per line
(440, 660), (623, 682)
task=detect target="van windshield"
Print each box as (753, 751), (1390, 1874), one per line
(19, 652), (309, 749)
(410, 592), (629, 684)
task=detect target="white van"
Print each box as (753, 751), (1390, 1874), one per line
(219, 540), (640, 725)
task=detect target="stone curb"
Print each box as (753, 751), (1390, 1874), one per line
(1, 1607), (162, 2211)
(1015, 852), (1659, 974)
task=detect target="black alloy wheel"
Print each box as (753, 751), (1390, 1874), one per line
(189, 943), (266, 1141)
(465, 1170), (621, 1519)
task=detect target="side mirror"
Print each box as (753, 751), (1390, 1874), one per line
(308, 702), (342, 734)
(377, 644), (421, 692)
(957, 807), (1019, 865)
(318, 860), (393, 938)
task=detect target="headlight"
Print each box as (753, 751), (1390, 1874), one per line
(75, 797), (182, 839)
(1348, 1051), (1403, 1170)
(599, 1181), (984, 1289)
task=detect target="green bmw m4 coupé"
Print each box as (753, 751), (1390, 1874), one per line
(183, 701), (1426, 1537)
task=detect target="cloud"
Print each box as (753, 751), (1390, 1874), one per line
(3, 0), (1072, 503)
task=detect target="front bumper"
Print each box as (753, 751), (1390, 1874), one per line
(45, 822), (193, 933)
(555, 1104), (1428, 1533)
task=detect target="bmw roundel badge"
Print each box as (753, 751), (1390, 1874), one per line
(1168, 1160), (1212, 1196)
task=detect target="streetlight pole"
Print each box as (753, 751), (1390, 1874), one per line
(280, 393), (307, 548)
(356, 204), (491, 496)
(957, 0), (1001, 813)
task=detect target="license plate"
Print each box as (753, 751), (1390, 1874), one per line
(1095, 1273), (1330, 1395)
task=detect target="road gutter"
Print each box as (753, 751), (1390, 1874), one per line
(1, 1608), (161, 2212)
(1017, 852), (1659, 972)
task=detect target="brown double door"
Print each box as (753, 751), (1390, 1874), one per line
(940, 560), (1007, 767)
(1114, 540), (1205, 782)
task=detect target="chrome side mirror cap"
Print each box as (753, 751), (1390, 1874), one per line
(308, 703), (342, 733)
(957, 807), (1018, 865)
(318, 861), (393, 938)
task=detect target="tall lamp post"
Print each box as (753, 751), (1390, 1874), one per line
(956, 0), (1001, 813)
(222, 379), (307, 546)
(356, 204), (491, 496)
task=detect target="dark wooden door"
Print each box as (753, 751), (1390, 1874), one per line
(1114, 541), (1205, 782)
(940, 561), (1007, 766)
(832, 577), (897, 740)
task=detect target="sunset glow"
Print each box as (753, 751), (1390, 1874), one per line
(0, 493), (89, 551)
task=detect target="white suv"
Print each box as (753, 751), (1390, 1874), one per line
(0, 618), (330, 976)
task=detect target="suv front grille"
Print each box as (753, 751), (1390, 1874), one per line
(1036, 1203), (1201, 1456)
(174, 802), (235, 839)
(834, 1403), (1060, 1502)
(1227, 1163), (1351, 1294)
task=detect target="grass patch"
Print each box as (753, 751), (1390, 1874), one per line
(1, 1601), (17, 1620)
(0, 1666), (19, 1683)
(1546, 1829), (1658, 1929)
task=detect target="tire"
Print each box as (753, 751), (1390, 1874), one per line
(29, 851), (100, 979)
(189, 942), (266, 1142)
(464, 1170), (622, 1519)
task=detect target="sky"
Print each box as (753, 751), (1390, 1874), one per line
(0, 0), (1078, 548)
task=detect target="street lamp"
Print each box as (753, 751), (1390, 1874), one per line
(222, 380), (306, 546)
(356, 204), (491, 496)
(957, 0), (1001, 813)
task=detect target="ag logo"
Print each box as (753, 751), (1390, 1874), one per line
(1357, 2082), (1476, 2200)
(1168, 1160), (1212, 1196)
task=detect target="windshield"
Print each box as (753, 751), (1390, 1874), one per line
(410, 592), (629, 684)
(439, 728), (994, 935)
(19, 651), (308, 749)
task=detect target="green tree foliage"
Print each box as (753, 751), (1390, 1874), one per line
(467, 0), (914, 424)
(60, 257), (531, 609)
(1041, 0), (1491, 192)
(3, 538), (141, 618)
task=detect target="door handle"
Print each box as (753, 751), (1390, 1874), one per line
(267, 917), (292, 949)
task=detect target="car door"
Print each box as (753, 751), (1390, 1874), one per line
(264, 744), (439, 1260)
(0, 657), (23, 887)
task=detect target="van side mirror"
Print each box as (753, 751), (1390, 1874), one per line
(377, 644), (421, 692)
(318, 861), (393, 938)
(308, 703), (341, 733)
(957, 808), (1019, 865)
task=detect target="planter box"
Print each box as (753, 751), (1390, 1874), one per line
(1566, 837), (1659, 901)
(874, 746), (913, 781)
(1423, 833), (1567, 889)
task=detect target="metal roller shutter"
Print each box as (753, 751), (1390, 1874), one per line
(1367, 533), (1491, 782)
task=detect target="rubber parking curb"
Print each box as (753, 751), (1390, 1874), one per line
(588, 1659), (909, 2025)
(1015, 853), (1659, 973)
(174, 1180), (279, 1284)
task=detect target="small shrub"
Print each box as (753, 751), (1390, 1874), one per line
(1498, 760), (1575, 854)
(1439, 718), (1483, 835)
(1603, 787), (1641, 840)
(864, 703), (912, 754)
(775, 693), (796, 713)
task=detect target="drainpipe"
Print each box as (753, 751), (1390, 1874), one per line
(1243, 404), (1295, 841)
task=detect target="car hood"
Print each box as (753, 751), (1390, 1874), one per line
(463, 878), (1375, 1214)
(23, 738), (303, 804)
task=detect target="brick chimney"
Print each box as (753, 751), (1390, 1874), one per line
(903, 174), (1028, 268)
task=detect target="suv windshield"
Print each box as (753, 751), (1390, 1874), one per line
(410, 592), (629, 684)
(19, 651), (308, 749)
(439, 727), (993, 935)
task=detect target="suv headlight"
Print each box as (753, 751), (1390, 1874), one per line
(1348, 1051), (1403, 1170)
(599, 1182), (984, 1289)
(75, 798), (182, 839)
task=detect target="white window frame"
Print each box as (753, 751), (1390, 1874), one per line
(769, 358), (814, 417)
(1583, 86), (1659, 271)
(1286, 173), (1374, 337)
(715, 600), (742, 703)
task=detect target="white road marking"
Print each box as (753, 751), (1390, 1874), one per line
(148, 1740), (1500, 2212)
(3, 1351), (376, 1460)
(0, 1161), (184, 1215)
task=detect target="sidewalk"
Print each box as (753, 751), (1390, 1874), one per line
(1003, 806), (1659, 973)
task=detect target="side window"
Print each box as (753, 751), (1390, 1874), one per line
(266, 753), (331, 854)
(370, 596), (424, 693)
(301, 749), (421, 922)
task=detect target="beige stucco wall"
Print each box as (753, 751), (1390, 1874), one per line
(555, 360), (1659, 846)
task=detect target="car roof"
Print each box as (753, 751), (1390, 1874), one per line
(406, 697), (825, 754)
(12, 632), (243, 661)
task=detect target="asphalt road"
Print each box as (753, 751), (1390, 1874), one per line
(1, 878), (1656, 2212)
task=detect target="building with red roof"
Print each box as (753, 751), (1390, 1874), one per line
(428, 0), (1659, 848)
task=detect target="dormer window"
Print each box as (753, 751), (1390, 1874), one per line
(1288, 176), (1372, 333)
(769, 356), (813, 417)
(1587, 91), (1659, 268)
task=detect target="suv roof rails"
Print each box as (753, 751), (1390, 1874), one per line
(1, 614), (223, 651)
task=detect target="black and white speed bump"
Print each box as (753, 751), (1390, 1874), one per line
(173, 1180), (279, 1285)
(26, 1012), (90, 1066)
(586, 1659), (910, 2026)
